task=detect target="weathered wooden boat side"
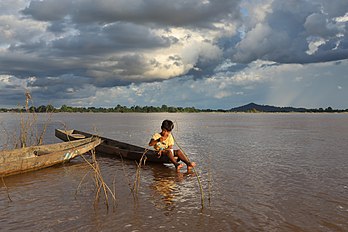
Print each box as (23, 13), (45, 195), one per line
(55, 129), (172, 164)
(0, 136), (101, 177)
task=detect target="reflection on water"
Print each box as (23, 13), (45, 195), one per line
(150, 166), (196, 213)
(1, 113), (348, 231)
(151, 171), (181, 210)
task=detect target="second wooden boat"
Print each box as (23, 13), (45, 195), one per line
(0, 136), (101, 177)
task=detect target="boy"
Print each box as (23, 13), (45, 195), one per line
(149, 120), (196, 172)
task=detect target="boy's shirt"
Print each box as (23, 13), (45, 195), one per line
(152, 133), (174, 151)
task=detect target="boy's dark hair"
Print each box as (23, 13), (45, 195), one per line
(161, 120), (174, 131)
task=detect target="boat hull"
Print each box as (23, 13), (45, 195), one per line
(0, 137), (101, 177)
(55, 129), (172, 164)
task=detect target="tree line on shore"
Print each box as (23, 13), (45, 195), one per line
(0, 104), (213, 113)
(1, 103), (347, 113)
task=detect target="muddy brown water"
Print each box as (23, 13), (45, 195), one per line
(1, 113), (347, 231)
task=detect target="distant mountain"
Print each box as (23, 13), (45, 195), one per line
(230, 103), (307, 112)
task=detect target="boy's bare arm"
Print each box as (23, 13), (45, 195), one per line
(149, 139), (156, 146)
(149, 137), (161, 146)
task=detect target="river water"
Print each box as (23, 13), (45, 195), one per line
(0, 113), (347, 231)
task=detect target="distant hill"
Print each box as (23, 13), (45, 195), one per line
(230, 103), (308, 112)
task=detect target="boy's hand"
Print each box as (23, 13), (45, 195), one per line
(157, 150), (163, 158)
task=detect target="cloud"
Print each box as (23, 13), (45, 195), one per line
(2, 0), (235, 84)
(22, 0), (241, 27)
(22, 0), (73, 21)
(0, 0), (347, 109)
(1, 59), (347, 109)
(232, 0), (348, 64)
(304, 13), (339, 38)
(0, 15), (47, 45)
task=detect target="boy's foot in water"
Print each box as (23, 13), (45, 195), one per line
(187, 162), (196, 172)
(176, 163), (184, 172)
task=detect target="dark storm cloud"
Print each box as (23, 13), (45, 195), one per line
(320, 0), (348, 18)
(15, 22), (173, 57)
(21, 0), (72, 21)
(86, 54), (172, 87)
(0, 89), (27, 107)
(5, 74), (99, 106)
(304, 13), (339, 37)
(111, 54), (152, 76)
(23, 0), (241, 27)
(102, 22), (174, 49)
(14, 0), (348, 70)
(85, 58), (152, 87)
(231, 0), (348, 64)
(4, 0), (241, 86)
(1, 21), (174, 85)
(0, 52), (88, 78)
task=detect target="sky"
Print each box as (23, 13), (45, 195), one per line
(0, 0), (347, 109)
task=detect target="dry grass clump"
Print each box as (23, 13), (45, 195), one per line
(0, 91), (53, 150)
(79, 149), (117, 210)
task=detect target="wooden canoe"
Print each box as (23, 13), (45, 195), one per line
(0, 136), (101, 177)
(55, 129), (172, 164)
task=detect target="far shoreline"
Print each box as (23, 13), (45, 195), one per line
(1, 111), (348, 114)
(1, 102), (347, 114)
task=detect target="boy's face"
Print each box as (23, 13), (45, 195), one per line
(161, 129), (171, 136)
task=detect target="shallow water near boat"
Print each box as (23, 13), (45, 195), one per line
(1, 113), (347, 231)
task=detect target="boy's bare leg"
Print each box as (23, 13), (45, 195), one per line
(175, 150), (196, 171)
(165, 150), (183, 172)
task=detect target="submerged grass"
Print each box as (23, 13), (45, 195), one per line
(80, 149), (117, 211)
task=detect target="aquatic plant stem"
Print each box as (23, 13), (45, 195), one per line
(172, 135), (205, 208)
(207, 152), (212, 206)
(133, 149), (148, 197)
(1, 177), (12, 202)
(120, 155), (135, 198)
(74, 169), (92, 199)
